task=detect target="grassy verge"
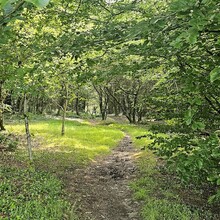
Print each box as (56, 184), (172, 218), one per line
(130, 151), (207, 220)
(2, 117), (218, 219)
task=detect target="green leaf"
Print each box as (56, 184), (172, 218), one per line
(192, 121), (205, 130)
(194, 97), (202, 105)
(188, 28), (198, 44)
(185, 108), (192, 125)
(197, 160), (203, 169)
(170, 0), (196, 12)
(0, 0), (8, 8)
(2, 0), (14, 14)
(210, 67), (220, 83)
(26, 0), (50, 8)
(170, 33), (186, 49)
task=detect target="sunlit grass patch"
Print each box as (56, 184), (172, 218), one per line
(124, 126), (152, 148)
(2, 118), (124, 220)
(6, 119), (124, 169)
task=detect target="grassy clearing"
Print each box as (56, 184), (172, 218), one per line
(105, 123), (152, 147)
(6, 119), (124, 171)
(1, 118), (124, 219)
(2, 117), (218, 219)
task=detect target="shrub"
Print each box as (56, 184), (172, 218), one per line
(148, 132), (220, 203)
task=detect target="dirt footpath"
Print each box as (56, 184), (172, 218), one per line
(68, 135), (141, 220)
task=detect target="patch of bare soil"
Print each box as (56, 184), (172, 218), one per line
(67, 135), (141, 220)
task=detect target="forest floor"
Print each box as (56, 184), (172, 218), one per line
(1, 117), (220, 220)
(66, 134), (141, 220)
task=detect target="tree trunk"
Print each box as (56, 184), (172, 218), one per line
(57, 98), (65, 116)
(82, 100), (86, 112)
(114, 101), (120, 116)
(19, 96), (24, 114)
(75, 95), (80, 116)
(0, 112), (5, 131)
(132, 93), (138, 124)
(137, 112), (143, 123)
(93, 84), (108, 120)
(101, 103), (108, 120)
(61, 84), (68, 136)
(61, 99), (67, 136)
(99, 92), (103, 117)
(0, 81), (5, 131)
(24, 114), (32, 161)
(35, 95), (40, 114)
(24, 94), (32, 161)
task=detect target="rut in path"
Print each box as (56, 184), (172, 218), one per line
(68, 134), (141, 220)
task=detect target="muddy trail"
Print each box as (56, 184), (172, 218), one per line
(68, 135), (142, 220)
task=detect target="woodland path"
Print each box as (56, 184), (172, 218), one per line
(67, 134), (142, 220)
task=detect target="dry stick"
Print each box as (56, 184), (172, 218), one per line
(24, 94), (32, 161)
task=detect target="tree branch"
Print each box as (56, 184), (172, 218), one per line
(0, 0), (25, 26)
(205, 96), (220, 115)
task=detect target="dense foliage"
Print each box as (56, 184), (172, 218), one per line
(0, 0), (219, 207)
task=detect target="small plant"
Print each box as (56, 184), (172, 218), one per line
(0, 133), (18, 152)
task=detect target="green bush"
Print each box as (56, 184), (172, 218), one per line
(130, 151), (216, 220)
(149, 132), (220, 203)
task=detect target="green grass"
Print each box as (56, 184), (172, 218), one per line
(3, 118), (217, 219)
(106, 123), (152, 147)
(0, 167), (76, 220)
(141, 199), (200, 220)
(6, 119), (124, 172)
(106, 122), (168, 151)
(129, 150), (215, 220)
(7, 119), (123, 152)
